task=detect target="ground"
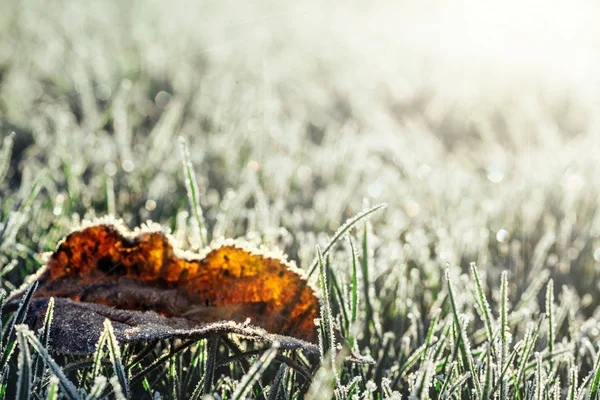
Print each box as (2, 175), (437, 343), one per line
(1, 0), (600, 398)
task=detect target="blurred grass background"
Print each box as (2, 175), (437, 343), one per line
(2, 0), (600, 397)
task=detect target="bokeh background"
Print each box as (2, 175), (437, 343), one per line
(2, 0), (600, 342)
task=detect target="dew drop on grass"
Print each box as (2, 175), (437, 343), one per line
(206, 188), (220, 205)
(53, 194), (65, 216)
(486, 163), (504, 183)
(104, 162), (117, 176)
(556, 262), (570, 274)
(496, 229), (509, 243)
(155, 91), (172, 109)
(121, 79), (132, 90)
(95, 84), (112, 101)
(565, 173), (584, 191)
(145, 200), (157, 211)
(122, 160), (135, 172)
(594, 248), (600, 262)
(547, 253), (559, 266)
(405, 200), (420, 217)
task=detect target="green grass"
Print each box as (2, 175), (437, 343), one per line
(2, 0), (600, 398)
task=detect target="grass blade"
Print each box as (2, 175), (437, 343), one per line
(327, 256), (349, 339)
(178, 135), (207, 248)
(441, 372), (470, 399)
(445, 269), (481, 395)
(546, 279), (555, 373)
(569, 366), (578, 400)
(499, 270), (509, 397)
(0, 291), (6, 348)
(308, 203), (387, 276)
(317, 246), (335, 363)
(268, 364), (286, 400)
(588, 343), (600, 399)
(481, 347), (492, 399)
(231, 343), (279, 399)
(46, 375), (60, 400)
(109, 375), (127, 400)
(103, 320), (129, 399)
(169, 356), (179, 400)
(33, 297), (54, 385)
(517, 316), (544, 386)
(0, 365), (9, 400)
(471, 263), (494, 344)
(15, 327), (32, 400)
(203, 336), (219, 396)
(360, 222), (375, 343)
(411, 359), (434, 399)
(17, 325), (80, 400)
(398, 345), (426, 378)
(1, 282), (38, 367)
(349, 237), (358, 326)
(535, 353), (544, 400)
(85, 376), (108, 400)
(0, 132), (15, 184)
(91, 325), (109, 379)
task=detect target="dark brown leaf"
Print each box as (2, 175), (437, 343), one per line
(8, 222), (319, 353)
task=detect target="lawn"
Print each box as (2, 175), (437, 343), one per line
(2, 0), (600, 398)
